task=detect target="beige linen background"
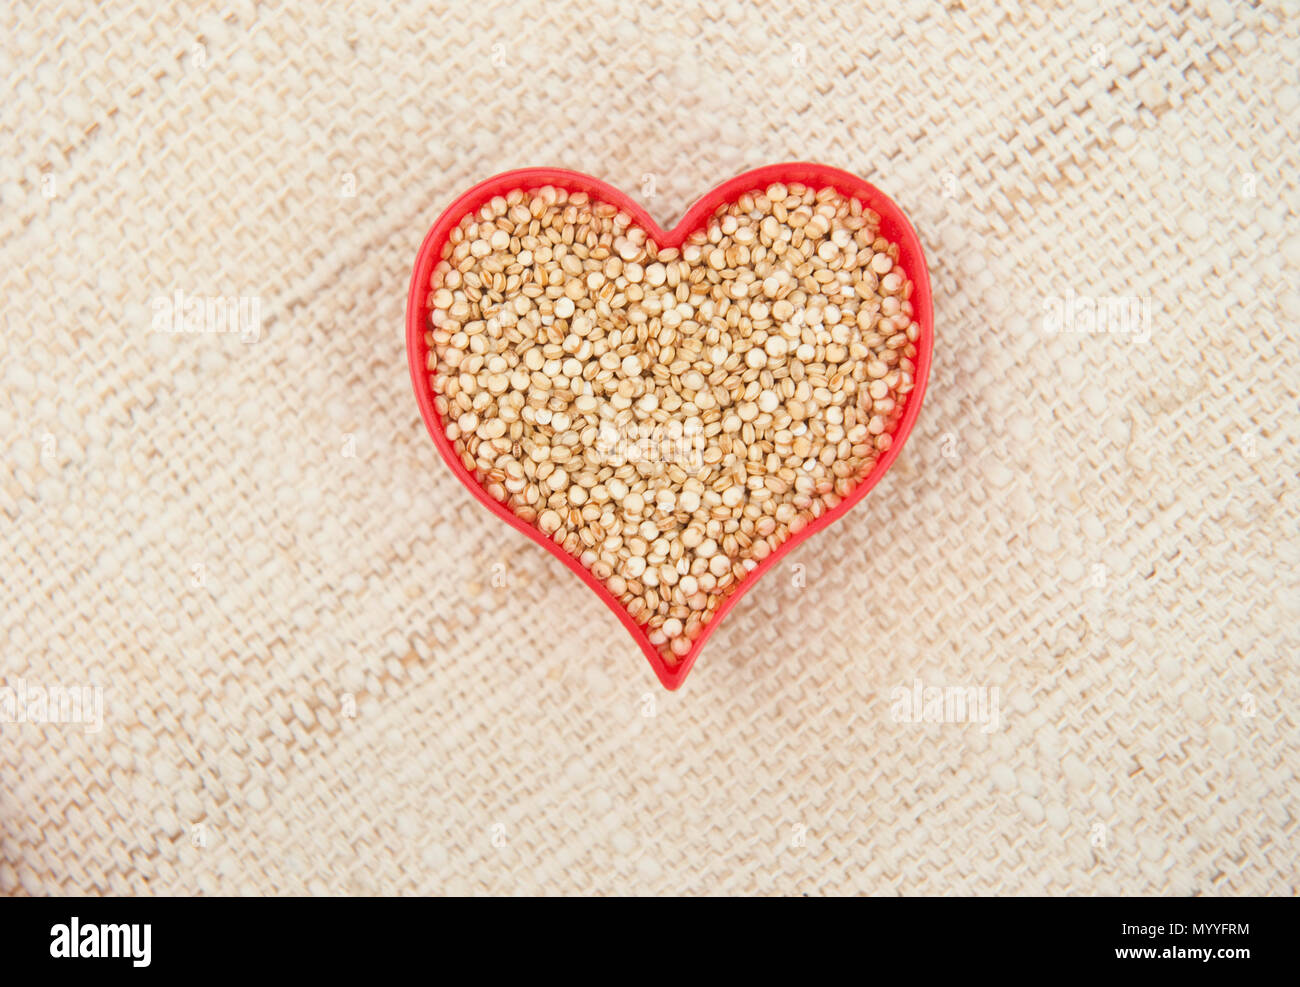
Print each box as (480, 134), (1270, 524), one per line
(2, 0), (1296, 896)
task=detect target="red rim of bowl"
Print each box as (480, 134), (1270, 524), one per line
(406, 163), (933, 690)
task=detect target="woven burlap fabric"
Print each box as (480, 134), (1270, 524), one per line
(1, 0), (1296, 897)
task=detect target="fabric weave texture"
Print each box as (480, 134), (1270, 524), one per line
(1, 0), (1296, 895)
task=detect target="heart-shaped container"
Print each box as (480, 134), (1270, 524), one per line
(407, 164), (932, 689)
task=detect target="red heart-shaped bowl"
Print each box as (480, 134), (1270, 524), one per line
(407, 163), (932, 689)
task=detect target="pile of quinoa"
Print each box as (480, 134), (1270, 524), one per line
(426, 182), (918, 663)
